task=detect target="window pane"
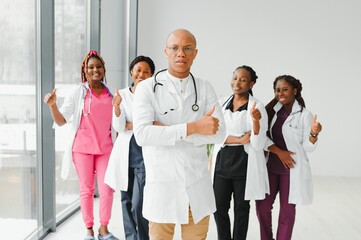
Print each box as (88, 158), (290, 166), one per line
(0, 0), (38, 239)
(54, 0), (87, 217)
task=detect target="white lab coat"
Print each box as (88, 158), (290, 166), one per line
(58, 83), (116, 179)
(265, 101), (318, 205)
(211, 94), (269, 200)
(133, 71), (226, 224)
(105, 88), (134, 191)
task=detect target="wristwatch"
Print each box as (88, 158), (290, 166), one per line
(310, 132), (318, 138)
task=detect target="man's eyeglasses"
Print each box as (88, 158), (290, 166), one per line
(167, 46), (195, 55)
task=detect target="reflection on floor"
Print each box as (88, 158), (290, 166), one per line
(0, 218), (37, 239)
(44, 176), (361, 240)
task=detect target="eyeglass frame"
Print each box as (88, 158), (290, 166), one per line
(166, 45), (196, 55)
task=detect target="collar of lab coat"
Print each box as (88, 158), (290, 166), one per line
(161, 71), (194, 98)
(222, 93), (256, 111)
(82, 81), (113, 97)
(273, 100), (302, 114)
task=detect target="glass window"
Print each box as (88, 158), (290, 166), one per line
(0, 0), (38, 239)
(54, 0), (87, 218)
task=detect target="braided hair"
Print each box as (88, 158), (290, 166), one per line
(81, 50), (106, 83)
(234, 65), (258, 96)
(265, 75), (306, 127)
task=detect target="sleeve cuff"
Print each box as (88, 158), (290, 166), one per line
(221, 134), (229, 147)
(177, 123), (187, 141)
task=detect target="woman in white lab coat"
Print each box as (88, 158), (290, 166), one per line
(105, 56), (155, 240)
(256, 75), (322, 240)
(211, 66), (269, 240)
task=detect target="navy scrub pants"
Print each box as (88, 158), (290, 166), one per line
(121, 166), (149, 240)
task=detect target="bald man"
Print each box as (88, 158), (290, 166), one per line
(133, 29), (226, 239)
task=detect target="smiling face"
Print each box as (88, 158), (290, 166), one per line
(274, 79), (297, 109)
(85, 57), (105, 82)
(165, 29), (198, 78)
(231, 68), (254, 96)
(130, 61), (153, 90)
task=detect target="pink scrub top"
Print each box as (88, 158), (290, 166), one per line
(72, 88), (113, 154)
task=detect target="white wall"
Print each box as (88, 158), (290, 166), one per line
(137, 0), (361, 177)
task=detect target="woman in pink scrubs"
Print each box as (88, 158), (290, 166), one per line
(44, 50), (118, 240)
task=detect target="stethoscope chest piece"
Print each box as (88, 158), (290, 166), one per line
(192, 104), (199, 111)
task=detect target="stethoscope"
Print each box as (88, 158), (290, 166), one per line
(82, 81), (112, 116)
(287, 109), (302, 128)
(82, 82), (92, 116)
(153, 69), (199, 113)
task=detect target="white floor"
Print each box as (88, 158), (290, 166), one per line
(44, 176), (361, 240)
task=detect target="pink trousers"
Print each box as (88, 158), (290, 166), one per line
(73, 152), (114, 228)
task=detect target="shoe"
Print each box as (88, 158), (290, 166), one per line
(84, 236), (95, 240)
(97, 232), (119, 240)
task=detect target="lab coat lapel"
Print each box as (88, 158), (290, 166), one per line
(272, 100), (302, 127)
(162, 78), (178, 95)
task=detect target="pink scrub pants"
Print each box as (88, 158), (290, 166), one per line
(73, 152), (114, 228)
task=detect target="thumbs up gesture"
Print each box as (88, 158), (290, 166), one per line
(206, 106), (215, 116)
(311, 114), (322, 136)
(112, 89), (122, 107)
(250, 101), (261, 121)
(194, 106), (220, 135)
(44, 88), (57, 107)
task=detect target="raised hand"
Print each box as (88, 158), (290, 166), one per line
(43, 88), (66, 126)
(249, 101), (261, 135)
(112, 89), (122, 107)
(311, 114), (322, 135)
(44, 88), (57, 107)
(250, 101), (261, 121)
(194, 106), (219, 135)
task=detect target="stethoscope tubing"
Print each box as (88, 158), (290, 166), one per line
(153, 69), (199, 112)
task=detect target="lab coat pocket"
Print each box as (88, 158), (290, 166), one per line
(146, 147), (177, 183)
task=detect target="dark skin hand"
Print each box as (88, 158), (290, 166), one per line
(269, 144), (296, 169)
(224, 132), (251, 145)
(269, 114), (322, 169)
(152, 106), (220, 137)
(249, 102), (261, 135)
(309, 114), (322, 144)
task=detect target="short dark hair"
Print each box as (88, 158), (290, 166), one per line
(129, 56), (155, 76)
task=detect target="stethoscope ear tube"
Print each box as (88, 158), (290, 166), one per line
(153, 69), (167, 92)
